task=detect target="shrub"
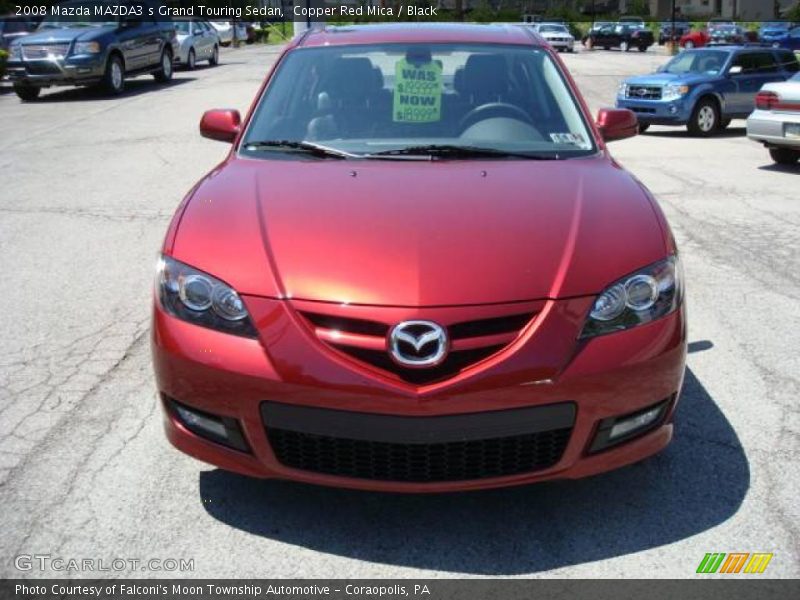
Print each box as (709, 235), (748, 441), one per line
(0, 49), (8, 80)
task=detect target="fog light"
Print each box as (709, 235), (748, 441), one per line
(609, 405), (662, 440)
(669, 105), (679, 115)
(588, 399), (669, 453)
(174, 403), (228, 439)
(168, 398), (250, 452)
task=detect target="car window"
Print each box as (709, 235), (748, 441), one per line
(242, 43), (596, 158)
(731, 53), (757, 73)
(751, 52), (778, 73)
(175, 21), (190, 34)
(664, 50), (728, 75)
(778, 52), (800, 73)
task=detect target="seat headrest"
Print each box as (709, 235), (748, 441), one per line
(463, 54), (509, 96)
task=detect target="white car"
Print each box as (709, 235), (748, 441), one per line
(173, 19), (220, 70)
(747, 71), (800, 165)
(532, 23), (575, 52)
(209, 21), (250, 46)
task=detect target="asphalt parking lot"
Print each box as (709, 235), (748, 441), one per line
(1, 43), (798, 578)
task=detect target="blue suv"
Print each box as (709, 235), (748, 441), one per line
(616, 47), (799, 136)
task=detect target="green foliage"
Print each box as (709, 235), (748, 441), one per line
(625, 0), (650, 17)
(787, 3), (800, 22)
(0, 49), (8, 80)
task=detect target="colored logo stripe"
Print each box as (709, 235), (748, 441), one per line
(697, 553), (773, 574)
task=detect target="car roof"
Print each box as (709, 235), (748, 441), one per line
(296, 23), (542, 48)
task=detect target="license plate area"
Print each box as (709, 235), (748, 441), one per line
(785, 123), (800, 139)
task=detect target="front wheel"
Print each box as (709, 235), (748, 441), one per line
(638, 45), (648, 52)
(687, 99), (719, 137)
(186, 48), (196, 70)
(101, 54), (125, 95)
(209, 44), (219, 66)
(770, 148), (800, 165)
(14, 84), (41, 102)
(153, 48), (173, 83)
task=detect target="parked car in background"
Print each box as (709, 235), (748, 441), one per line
(707, 24), (746, 45)
(771, 26), (800, 51)
(581, 21), (613, 44)
(758, 21), (792, 45)
(619, 16), (645, 26)
(173, 19), (220, 69)
(658, 20), (690, 45)
(209, 21), (233, 46)
(532, 22), (574, 52)
(584, 22), (654, 52)
(209, 20), (253, 46)
(6, 0), (175, 101)
(747, 72), (800, 165)
(679, 28), (711, 49)
(617, 47), (798, 136)
(0, 16), (38, 51)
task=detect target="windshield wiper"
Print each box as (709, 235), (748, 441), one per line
(242, 140), (361, 159)
(365, 144), (561, 160)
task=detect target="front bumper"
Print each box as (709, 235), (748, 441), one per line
(747, 110), (800, 149)
(152, 296), (687, 492)
(6, 55), (105, 86)
(616, 96), (691, 126)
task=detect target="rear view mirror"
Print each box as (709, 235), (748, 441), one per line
(200, 109), (241, 143)
(596, 108), (638, 142)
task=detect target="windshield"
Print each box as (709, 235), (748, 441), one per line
(39, 2), (117, 29)
(663, 50), (728, 75)
(242, 43), (595, 160)
(175, 21), (191, 34)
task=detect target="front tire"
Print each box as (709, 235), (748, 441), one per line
(101, 54), (125, 95)
(687, 98), (719, 137)
(14, 84), (41, 102)
(153, 48), (173, 83)
(770, 148), (800, 165)
(209, 44), (219, 66)
(186, 48), (196, 70)
(638, 45), (648, 52)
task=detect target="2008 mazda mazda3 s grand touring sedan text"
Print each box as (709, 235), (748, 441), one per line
(152, 23), (687, 492)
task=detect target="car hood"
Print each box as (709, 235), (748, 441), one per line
(20, 26), (113, 44)
(626, 72), (713, 86)
(171, 156), (668, 306)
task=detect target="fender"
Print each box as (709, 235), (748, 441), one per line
(688, 82), (727, 114)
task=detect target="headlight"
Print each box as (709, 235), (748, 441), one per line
(580, 256), (683, 338)
(156, 255), (257, 338)
(73, 41), (101, 54)
(10, 43), (22, 60)
(662, 84), (690, 101)
(617, 82), (629, 97)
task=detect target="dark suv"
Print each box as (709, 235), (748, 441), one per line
(6, 0), (175, 101)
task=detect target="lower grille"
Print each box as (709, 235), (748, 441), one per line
(267, 427), (571, 482)
(263, 401), (575, 483)
(25, 62), (62, 75)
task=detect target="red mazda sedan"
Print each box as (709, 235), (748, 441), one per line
(152, 24), (686, 492)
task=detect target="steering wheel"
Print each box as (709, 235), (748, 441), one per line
(459, 102), (534, 133)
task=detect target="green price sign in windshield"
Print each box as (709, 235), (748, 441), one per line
(393, 58), (443, 123)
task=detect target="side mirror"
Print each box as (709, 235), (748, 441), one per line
(596, 108), (638, 142)
(728, 65), (743, 75)
(200, 109), (241, 143)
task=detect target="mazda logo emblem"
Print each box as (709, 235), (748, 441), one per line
(388, 321), (448, 368)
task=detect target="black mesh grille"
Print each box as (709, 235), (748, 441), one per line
(267, 427), (571, 483)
